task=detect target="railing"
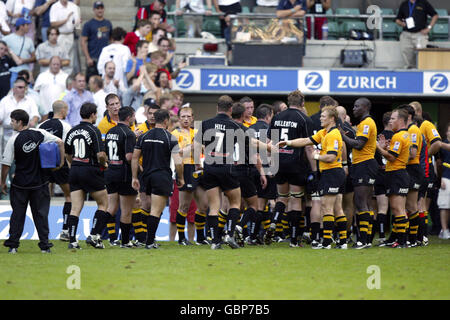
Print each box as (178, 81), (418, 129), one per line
(166, 11), (450, 41)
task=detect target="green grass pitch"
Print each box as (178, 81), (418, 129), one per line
(1, 237), (449, 300)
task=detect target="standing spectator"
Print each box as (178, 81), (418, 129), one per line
(137, 0), (175, 34)
(306, 0), (331, 39)
(157, 36), (186, 80)
(5, 0), (35, 40)
(124, 19), (151, 56)
(396, 0), (438, 69)
(0, 1), (11, 38)
(34, 0), (79, 42)
(171, 90), (184, 116)
(18, 69), (42, 117)
(0, 40), (22, 100)
(126, 40), (150, 82)
(103, 61), (125, 96)
(97, 27), (131, 87)
(2, 18), (35, 87)
(176, 0), (213, 38)
(254, 0), (278, 13)
(35, 26), (70, 73)
(213, 0), (242, 59)
(63, 72), (94, 126)
(81, 1), (112, 82)
(0, 77), (40, 147)
(123, 64), (158, 111)
(155, 70), (171, 102)
(34, 56), (68, 117)
(1, 109), (64, 254)
(49, 0), (80, 75)
(88, 75), (107, 125)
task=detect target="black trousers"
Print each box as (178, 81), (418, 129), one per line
(4, 185), (52, 250)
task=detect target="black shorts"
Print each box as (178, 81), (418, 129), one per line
(407, 164), (424, 191)
(418, 175), (428, 199)
(139, 174), (146, 193)
(351, 159), (379, 187)
(319, 168), (346, 196)
(48, 165), (69, 185)
(385, 169), (409, 197)
(305, 171), (320, 198)
(233, 166), (257, 199)
(177, 164), (198, 192)
(253, 170), (277, 200)
(69, 166), (106, 193)
(202, 165), (239, 191)
(374, 169), (387, 196)
(105, 168), (137, 195)
(275, 170), (307, 187)
(143, 170), (173, 197)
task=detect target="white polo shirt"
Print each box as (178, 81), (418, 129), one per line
(34, 69), (69, 114)
(49, 0), (80, 34)
(97, 42), (131, 86)
(93, 89), (107, 126)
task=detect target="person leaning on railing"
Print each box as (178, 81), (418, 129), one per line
(306, 0), (331, 39)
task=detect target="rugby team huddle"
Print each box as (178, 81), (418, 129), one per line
(11, 89), (448, 251)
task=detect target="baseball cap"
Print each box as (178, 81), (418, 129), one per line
(143, 98), (159, 109)
(15, 18), (31, 27)
(93, 1), (104, 8)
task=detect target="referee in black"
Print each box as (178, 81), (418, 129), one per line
(1, 109), (65, 253)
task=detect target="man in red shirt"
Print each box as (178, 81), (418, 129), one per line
(123, 20), (152, 56)
(136, 0), (175, 33)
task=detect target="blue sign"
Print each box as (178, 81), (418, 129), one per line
(176, 70), (194, 89)
(305, 72), (324, 91)
(429, 73), (448, 93)
(329, 70), (423, 93)
(201, 69), (298, 92)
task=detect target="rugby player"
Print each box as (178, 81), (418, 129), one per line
(240, 96), (257, 128)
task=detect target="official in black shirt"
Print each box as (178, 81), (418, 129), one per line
(132, 109), (184, 249)
(396, 0), (438, 69)
(0, 41), (21, 100)
(105, 106), (137, 248)
(267, 90), (315, 247)
(1, 109), (64, 253)
(38, 100), (73, 242)
(65, 102), (109, 250)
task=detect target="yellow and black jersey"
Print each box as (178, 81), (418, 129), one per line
(136, 120), (154, 135)
(386, 129), (410, 172)
(419, 120), (441, 164)
(407, 124), (423, 165)
(310, 127), (343, 172)
(353, 115), (377, 164)
(98, 114), (135, 140)
(243, 116), (257, 128)
(171, 127), (197, 165)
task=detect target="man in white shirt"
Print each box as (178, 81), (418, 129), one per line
(103, 61), (125, 97)
(49, 0), (80, 75)
(176, 0), (212, 38)
(88, 75), (107, 125)
(0, 77), (40, 147)
(97, 27), (131, 88)
(35, 26), (70, 74)
(0, 1), (10, 38)
(34, 56), (68, 118)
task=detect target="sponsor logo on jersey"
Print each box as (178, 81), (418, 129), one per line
(393, 141), (400, 152)
(363, 125), (369, 135)
(23, 141), (38, 153)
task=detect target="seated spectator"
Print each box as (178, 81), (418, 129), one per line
(88, 75), (107, 125)
(35, 26), (70, 73)
(0, 40), (22, 100)
(124, 19), (152, 56)
(306, 0), (331, 39)
(2, 18), (35, 87)
(176, 0), (213, 38)
(103, 61), (126, 96)
(155, 70), (172, 101)
(148, 27), (167, 54)
(126, 40), (150, 82)
(33, 56), (68, 119)
(97, 27), (131, 87)
(0, 1), (11, 37)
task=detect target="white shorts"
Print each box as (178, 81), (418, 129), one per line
(437, 178), (450, 209)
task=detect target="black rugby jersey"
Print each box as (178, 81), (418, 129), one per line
(135, 127), (178, 177)
(340, 120), (356, 165)
(105, 123), (136, 181)
(196, 113), (243, 168)
(38, 118), (71, 142)
(249, 120), (270, 142)
(65, 121), (104, 167)
(268, 108), (313, 172)
(1, 128), (59, 188)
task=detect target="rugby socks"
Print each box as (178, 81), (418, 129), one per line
(322, 215), (335, 247)
(408, 212), (420, 244)
(132, 208), (147, 243)
(310, 222), (321, 242)
(120, 222), (131, 245)
(106, 213), (117, 241)
(288, 211), (301, 244)
(194, 210), (207, 242)
(367, 211), (374, 243)
(261, 208), (272, 231)
(91, 210), (109, 235)
(146, 215), (161, 245)
(226, 208), (240, 237)
(207, 215), (219, 244)
(357, 211), (370, 244)
(239, 208), (255, 238)
(336, 215), (348, 245)
(394, 215), (408, 245)
(304, 206), (311, 235)
(218, 210), (228, 237)
(272, 202), (286, 237)
(176, 210), (187, 241)
(281, 212), (289, 238)
(67, 215), (79, 243)
(62, 202), (71, 231)
(250, 211), (261, 240)
(376, 213), (387, 239)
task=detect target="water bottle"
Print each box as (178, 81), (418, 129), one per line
(322, 23), (328, 40)
(188, 24), (195, 38)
